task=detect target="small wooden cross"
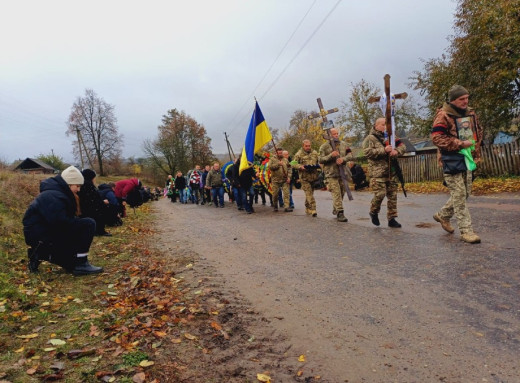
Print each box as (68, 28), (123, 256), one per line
(368, 74), (407, 148)
(308, 97), (353, 201)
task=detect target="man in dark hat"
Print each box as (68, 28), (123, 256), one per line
(431, 85), (484, 244)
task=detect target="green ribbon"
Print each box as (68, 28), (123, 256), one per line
(459, 140), (476, 171)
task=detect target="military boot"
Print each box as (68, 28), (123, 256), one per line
(460, 231), (481, 244)
(273, 204), (279, 212)
(337, 211), (348, 222)
(433, 213), (455, 234)
(311, 210), (317, 217)
(72, 257), (103, 276)
(369, 212), (380, 226)
(388, 218), (402, 228)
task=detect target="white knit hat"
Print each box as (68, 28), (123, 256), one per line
(61, 166), (84, 185)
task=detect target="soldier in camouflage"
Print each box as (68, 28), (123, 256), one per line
(268, 147), (292, 212)
(431, 85), (483, 244)
(363, 118), (406, 228)
(293, 140), (320, 217)
(319, 128), (353, 222)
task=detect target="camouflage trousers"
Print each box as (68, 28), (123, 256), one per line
(437, 171), (473, 233)
(325, 177), (344, 213)
(271, 181), (289, 208)
(370, 177), (398, 219)
(300, 180), (316, 212)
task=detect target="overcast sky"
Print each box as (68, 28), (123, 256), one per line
(0, 0), (457, 164)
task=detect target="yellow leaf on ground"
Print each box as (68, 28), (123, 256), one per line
(16, 333), (39, 339)
(15, 347), (25, 353)
(256, 373), (271, 382)
(171, 338), (182, 344)
(184, 333), (197, 340)
(49, 339), (66, 346)
(298, 354), (306, 362)
(139, 360), (155, 367)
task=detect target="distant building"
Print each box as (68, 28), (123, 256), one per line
(12, 158), (56, 174)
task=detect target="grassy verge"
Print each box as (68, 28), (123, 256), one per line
(0, 171), (187, 382)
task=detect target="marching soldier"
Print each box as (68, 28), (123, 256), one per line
(363, 117), (406, 228)
(431, 85), (483, 243)
(293, 139), (320, 217)
(319, 127), (353, 222)
(268, 147), (292, 212)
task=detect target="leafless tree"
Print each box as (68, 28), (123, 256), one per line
(66, 89), (123, 175)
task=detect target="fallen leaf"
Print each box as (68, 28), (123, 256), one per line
(133, 372), (146, 383)
(139, 360), (155, 367)
(26, 367), (37, 375)
(210, 322), (222, 331)
(16, 333), (39, 339)
(171, 338), (182, 344)
(298, 354), (306, 362)
(257, 373), (271, 382)
(184, 333), (197, 340)
(49, 339), (66, 346)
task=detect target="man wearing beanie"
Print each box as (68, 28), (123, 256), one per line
(431, 85), (484, 244)
(78, 169), (111, 237)
(22, 166), (103, 275)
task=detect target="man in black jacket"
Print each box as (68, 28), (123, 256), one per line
(23, 166), (103, 275)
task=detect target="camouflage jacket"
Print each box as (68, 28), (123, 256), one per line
(293, 148), (320, 182)
(318, 140), (352, 180)
(431, 103), (483, 163)
(268, 154), (290, 183)
(362, 128), (406, 179)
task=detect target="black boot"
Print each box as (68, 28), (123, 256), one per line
(27, 248), (41, 273)
(388, 218), (402, 228)
(72, 257), (103, 276)
(370, 212), (380, 226)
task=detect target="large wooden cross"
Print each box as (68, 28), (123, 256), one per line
(308, 97), (353, 201)
(367, 74), (407, 148)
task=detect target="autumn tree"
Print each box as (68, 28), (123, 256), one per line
(278, 109), (326, 155)
(337, 80), (422, 145)
(143, 109), (214, 176)
(66, 89), (123, 176)
(411, 0), (520, 140)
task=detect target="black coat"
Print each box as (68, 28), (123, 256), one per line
(238, 167), (255, 189)
(78, 179), (105, 219)
(22, 175), (96, 268)
(174, 176), (186, 190)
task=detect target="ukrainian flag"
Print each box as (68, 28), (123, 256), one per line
(239, 102), (272, 174)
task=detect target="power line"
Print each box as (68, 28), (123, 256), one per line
(225, 0), (318, 136)
(259, 0), (343, 100)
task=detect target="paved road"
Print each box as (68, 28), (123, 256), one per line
(155, 190), (520, 382)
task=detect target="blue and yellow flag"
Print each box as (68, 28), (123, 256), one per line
(239, 101), (272, 174)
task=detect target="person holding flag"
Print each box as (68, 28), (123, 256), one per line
(239, 101), (273, 176)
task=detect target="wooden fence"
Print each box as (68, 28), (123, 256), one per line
(357, 141), (520, 182)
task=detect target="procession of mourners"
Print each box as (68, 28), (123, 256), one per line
(23, 83), (484, 277)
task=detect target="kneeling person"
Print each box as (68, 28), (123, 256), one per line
(22, 166), (103, 275)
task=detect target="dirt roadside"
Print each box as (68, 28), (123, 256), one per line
(151, 190), (520, 383)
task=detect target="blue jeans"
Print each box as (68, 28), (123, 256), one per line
(240, 186), (254, 212)
(278, 183), (294, 207)
(211, 186), (225, 207)
(178, 188), (186, 203)
(233, 186), (243, 209)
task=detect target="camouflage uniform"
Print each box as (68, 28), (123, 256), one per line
(268, 153), (290, 209)
(362, 128), (406, 220)
(431, 103), (483, 235)
(293, 148), (320, 214)
(319, 140), (352, 215)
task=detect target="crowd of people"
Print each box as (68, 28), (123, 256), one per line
(163, 84), (483, 244)
(22, 168), (159, 275)
(22, 84), (483, 277)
